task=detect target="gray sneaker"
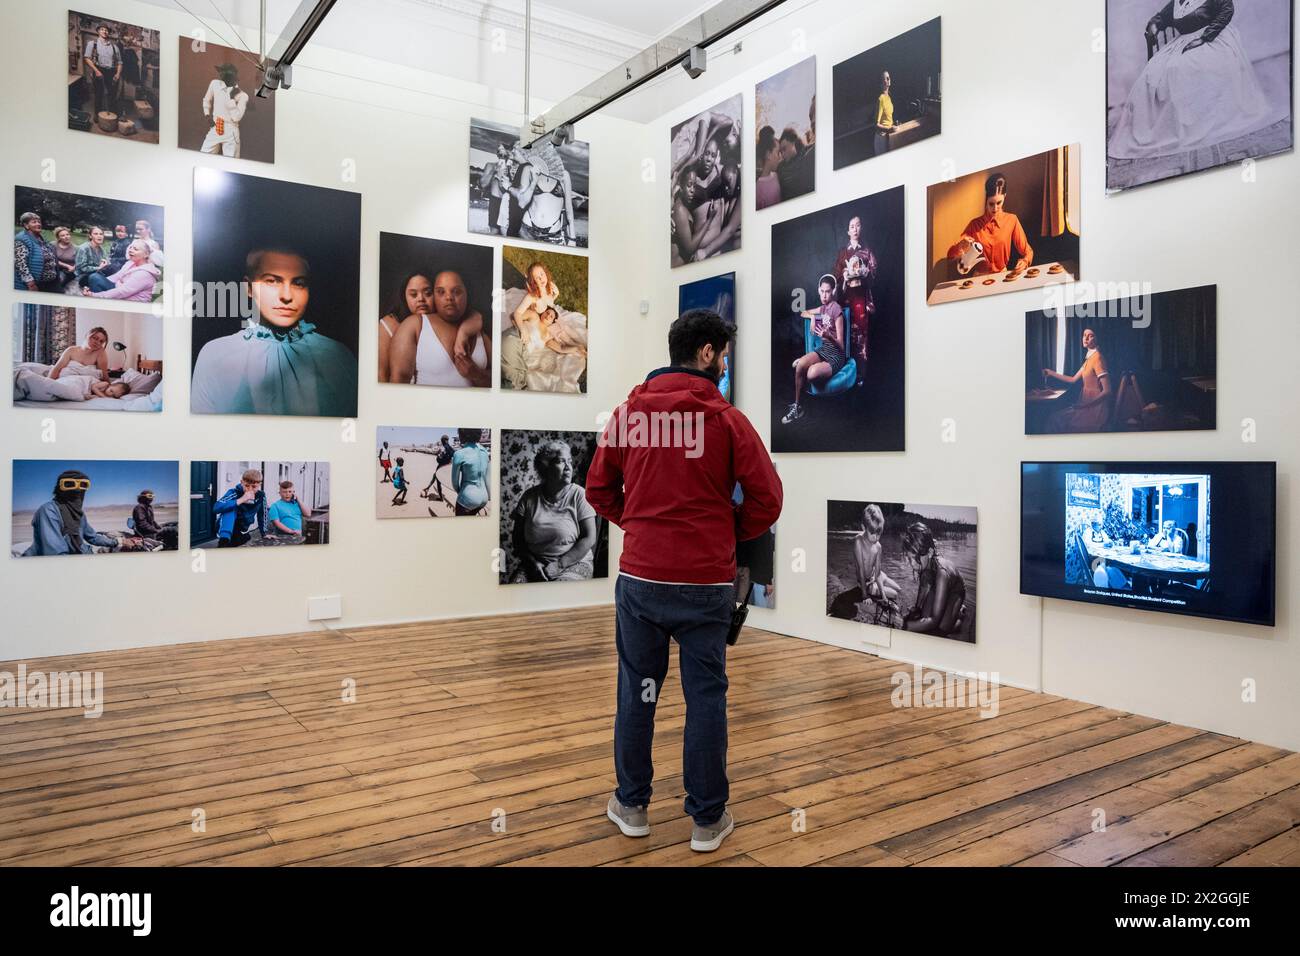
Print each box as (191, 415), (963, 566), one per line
(781, 403), (803, 424)
(607, 795), (649, 837)
(690, 809), (735, 852)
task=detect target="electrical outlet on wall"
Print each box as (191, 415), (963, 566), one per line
(308, 595), (342, 621)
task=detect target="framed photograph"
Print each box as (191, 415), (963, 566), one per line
(189, 461), (330, 548)
(926, 145), (1082, 305)
(12, 459), (178, 557)
(14, 186), (165, 302)
(498, 430), (608, 585)
(499, 245), (589, 393)
(770, 186), (905, 453)
(670, 94), (743, 266)
(12, 304), (163, 412)
(377, 232), (493, 388)
(468, 117), (589, 247)
(833, 17), (942, 169)
(755, 57), (816, 209)
(376, 427), (491, 519)
(68, 11), (160, 143)
(1106, 0), (1293, 192)
(1026, 285), (1216, 434)
(190, 169), (360, 418)
(827, 499), (977, 643)
(177, 38), (275, 162)
(678, 272), (736, 404)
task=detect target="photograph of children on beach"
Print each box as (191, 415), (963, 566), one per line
(826, 499), (977, 643)
(12, 459), (178, 558)
(376, 426), (491, 519)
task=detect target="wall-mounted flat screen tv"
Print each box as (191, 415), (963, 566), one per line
(1020, 461), (1275, 627)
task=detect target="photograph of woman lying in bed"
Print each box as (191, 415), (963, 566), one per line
(11, 304), (163, 412)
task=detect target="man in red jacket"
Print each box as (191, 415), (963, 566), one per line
(587, 308), (783, 852)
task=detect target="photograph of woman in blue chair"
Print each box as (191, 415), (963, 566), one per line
(769, 186), (904, 452)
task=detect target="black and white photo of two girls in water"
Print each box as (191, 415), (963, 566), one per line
(467, 117), (589, 248)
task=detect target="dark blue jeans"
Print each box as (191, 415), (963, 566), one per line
(86, 272), (115, 293)
(613, 574), (732, 826)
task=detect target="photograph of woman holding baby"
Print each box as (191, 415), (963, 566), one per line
(499, 245), (589, 394)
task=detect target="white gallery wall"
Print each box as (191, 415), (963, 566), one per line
(627, 0), (1299, 751)
(1, 0), (1297, 754)
(0, 0), (644, 658)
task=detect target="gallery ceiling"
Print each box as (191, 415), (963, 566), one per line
(134, 0), (796, 124)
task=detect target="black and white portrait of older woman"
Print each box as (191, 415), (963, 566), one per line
(498, 430), (608, 585)
(1106, 0), (1293, 191)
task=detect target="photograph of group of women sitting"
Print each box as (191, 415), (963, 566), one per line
(769, 186), (905, 453)
(12, 305), (163, 412)
(499, 246), (589, 393)
(1064, 471), (1211, 598)
(826, 499), (977, 643)
(377, 232), (493, 389)
(12, 459), (178, 557)
(498, 430), (608, 585)
(13, 186), (165, 301)
(376, 426), (491, 519)
(468, 116), (589, 247)
(190, 169), (359, 419)
(189, 461), (329, 549)
(670, 95), (743, 267)
(1025, 285), (1216, 434)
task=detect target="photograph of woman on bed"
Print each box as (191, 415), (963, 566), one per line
(499, 246), (589, 394)
(11, 304), (163, 412)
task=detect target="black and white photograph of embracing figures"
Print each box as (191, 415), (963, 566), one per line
(670, 95), (743, 267)
(468, 117), (590, 247)
(1106, 0), (1293, 191)
(827, 499), (977, 644)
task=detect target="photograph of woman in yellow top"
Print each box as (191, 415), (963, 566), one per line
(832, 17), (941, 169)
(874, 71), (894, 156)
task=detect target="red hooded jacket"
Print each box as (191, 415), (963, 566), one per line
(586, 368), (783, 584)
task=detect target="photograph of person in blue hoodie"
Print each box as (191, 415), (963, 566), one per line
(213, 467), (266, 548)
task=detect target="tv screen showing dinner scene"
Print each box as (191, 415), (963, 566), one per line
(1020, 461), (1275, 627)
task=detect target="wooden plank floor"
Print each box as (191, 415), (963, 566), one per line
(1, 606), (1296, 867)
